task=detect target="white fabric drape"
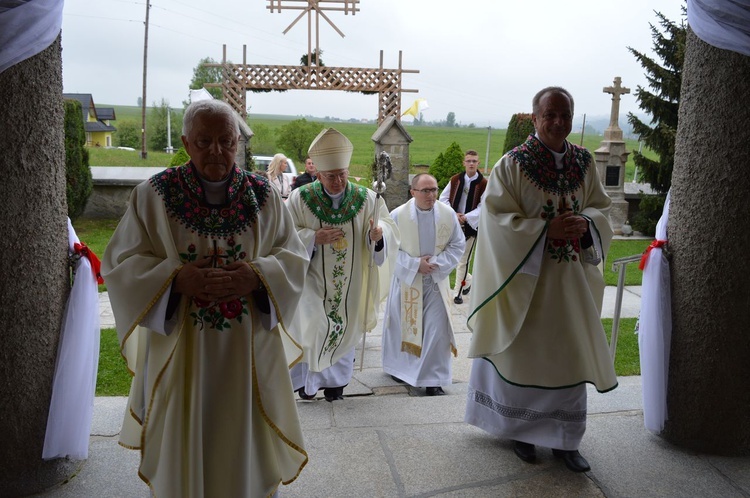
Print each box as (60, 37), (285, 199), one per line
(0, 0), (64, 75)
(638, 192), (672, 433)
(43, 218), (101, 460)
(688, 0), (750, 57)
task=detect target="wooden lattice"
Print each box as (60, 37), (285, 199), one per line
(205, 46), (417, 124)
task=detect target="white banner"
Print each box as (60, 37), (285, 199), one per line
(0, 0), (64, 75)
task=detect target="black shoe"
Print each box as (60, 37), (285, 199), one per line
(552, 449), (590, 472)
(323, 387), (344, 402)
(513, 441), (536, 463)
(425, 386), (445, 396)
(296, 388), (316, 400)
(453, 295), (463, 304)
(462, 285), (471, 296)
(391, 375), (406, 384)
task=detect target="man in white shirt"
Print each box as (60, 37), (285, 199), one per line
(438, 149), (487, 304)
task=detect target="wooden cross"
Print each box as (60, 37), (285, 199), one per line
(267, 0), (360, 67)
(603, 77), (630, 129)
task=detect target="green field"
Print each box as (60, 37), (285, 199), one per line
(101, 104), (654, 181)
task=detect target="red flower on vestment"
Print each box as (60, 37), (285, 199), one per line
(194, 297), (212, 308)
(220, 300), (243, 319)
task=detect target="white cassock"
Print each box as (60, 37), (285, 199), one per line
(382, 199), (465, 387)
(465, 135), (616, 451)
(102, 164), (308, 498)
(287, 181), (399, 394)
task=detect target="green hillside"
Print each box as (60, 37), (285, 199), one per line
(98, 105), (653, 179)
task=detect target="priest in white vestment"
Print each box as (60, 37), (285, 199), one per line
(102, 100), (309, 497)
(464, 87), (617, 473)
(382, 173), (465, 395)
(288, 128), (399, 402)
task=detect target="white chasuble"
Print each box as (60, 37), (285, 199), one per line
(467, 136), (617, 393)
(287, 181), (399, 373)
(102, 165), (309, 498)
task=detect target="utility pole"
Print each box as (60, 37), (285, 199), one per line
(484, 126), (491, 174)
(140, 0), (150, 160)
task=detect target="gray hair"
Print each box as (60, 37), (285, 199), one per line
(532, 86), (575, 115)
(182, 99), (250, 137)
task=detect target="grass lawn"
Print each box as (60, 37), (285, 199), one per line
(96, 318), (642, 396)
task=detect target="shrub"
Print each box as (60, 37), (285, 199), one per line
(429, 142), (465, 188)
(276, 118), (324, 163)
(632, 193), (666, 236)
(64, 99), (92, 221)
(503, 113), (534, 154)
(169, 147), (190, 167)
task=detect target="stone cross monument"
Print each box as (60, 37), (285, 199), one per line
(594, 76), (631, 232)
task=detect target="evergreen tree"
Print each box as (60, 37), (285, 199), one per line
(503, 113), (534, 154)
(63, 99), (92, 221)
(429, 142), (465, 188)
(627, 7), (686, 194)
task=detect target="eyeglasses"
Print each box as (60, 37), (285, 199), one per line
(412, 188), (439, 194)
(464, 159), (479, 164)
(319, 172), (348, 182)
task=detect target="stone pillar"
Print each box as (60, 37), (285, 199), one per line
(0, 36), (78, 494)
(594, 77), (630, 232)
(666, 28), (750, 454)
(371, 116), (413, 209)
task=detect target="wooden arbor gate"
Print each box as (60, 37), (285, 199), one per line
(206, 45), (418, 125)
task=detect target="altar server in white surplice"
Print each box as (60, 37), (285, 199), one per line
(102, 100), (308, 498)
(382, 173), (465, 396)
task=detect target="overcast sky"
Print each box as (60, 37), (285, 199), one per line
(61, 0), (685, 128)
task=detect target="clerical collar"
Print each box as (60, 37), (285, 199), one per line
(324, 187), (346, 209)
(416, 206), (434, 213)
(201, 176), (231, 205)
(534, 133), (567, 169)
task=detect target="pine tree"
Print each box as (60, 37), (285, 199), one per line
(627, 7), (686, 195)
(429, 142), (465, 188)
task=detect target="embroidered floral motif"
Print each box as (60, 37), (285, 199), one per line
(509, 135), (591, 196)
(323, 244), (348, 354)
(299, 181), (367, 225)
(544, 196), (582, 263)
(184, 236), (251, 330)
(150, 163), (270, 238)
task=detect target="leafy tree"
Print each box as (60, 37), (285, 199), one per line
(188, 57), (224, 100)
(248, 122), (276, 155)
(503, 113), (535, 153)
(114, 119), (140, 148)
(627, 7), (686, 194)
(63, 99), (92, 221)
(300, 49), (325, 66)
(276, 118), (324, 163)
(446, 112), (456, 127)
(429, 142), (465, 188)
(148, 99), (182, 152)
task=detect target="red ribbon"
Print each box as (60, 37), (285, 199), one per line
(638, 239), (667, 271)
(74, 242), (104, 284)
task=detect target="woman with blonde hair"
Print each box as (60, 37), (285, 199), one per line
(267, 153), (292, 200)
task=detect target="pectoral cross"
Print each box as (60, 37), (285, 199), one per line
(204, 240), (229, 268)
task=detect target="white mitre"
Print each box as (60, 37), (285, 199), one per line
(308, 128), (353, 172)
